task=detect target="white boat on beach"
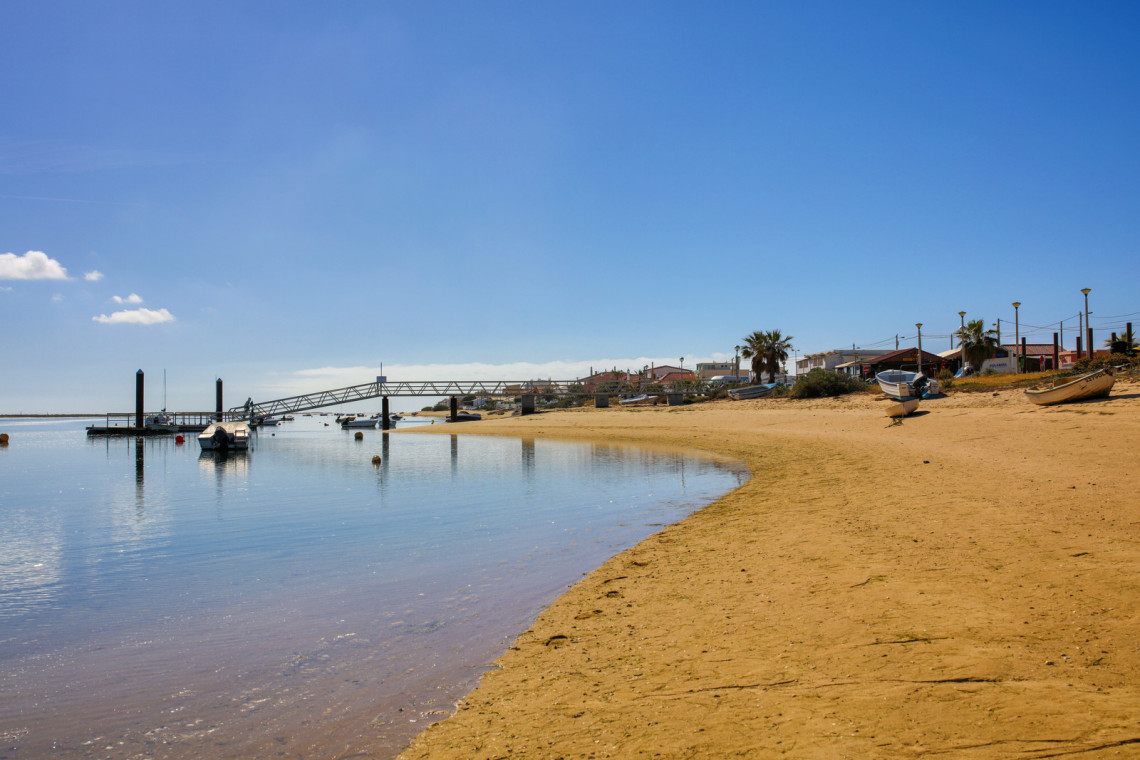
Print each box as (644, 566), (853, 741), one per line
(1024, 368), (1115, 406)
(727, 384), (775, 400)
(876, 370), (937, 400)
(198, 421), (251, 451)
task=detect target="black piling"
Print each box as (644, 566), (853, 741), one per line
(381, 397), (390, 430)
(216, 378), (223, 421)
(135, 370), (145, 429)
(449, 396), (458, 422)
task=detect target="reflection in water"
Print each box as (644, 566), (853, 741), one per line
(1, 418), (746, 760)
(522, 438), (535, 478)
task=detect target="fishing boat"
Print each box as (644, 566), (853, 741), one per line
(728, 384), (775, 400)
(876, 370), (938, 400)
(1024, 368), (1115, 406)
(198, 421), (251, 451)
(884, 398), (920, 418)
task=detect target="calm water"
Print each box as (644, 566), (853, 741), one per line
(0, 416), (746, 759)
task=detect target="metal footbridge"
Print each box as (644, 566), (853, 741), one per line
(229, 378), (694, 419)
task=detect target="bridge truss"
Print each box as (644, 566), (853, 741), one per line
(229, 378), (700, 418)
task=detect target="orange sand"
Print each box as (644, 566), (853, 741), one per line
(397, 379), (1140, 759)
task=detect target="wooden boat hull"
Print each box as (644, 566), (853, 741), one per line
(1025, 369), (1115, 406)
(884, 398), (921, 417)
(885, 398), (920, 418)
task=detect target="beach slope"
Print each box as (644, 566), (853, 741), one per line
(399, 384), (1140, 759)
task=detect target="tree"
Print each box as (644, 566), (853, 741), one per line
(740, 329), (794, 383)
(1104, 330), (1138, 354)
(955, 319), (999, 371)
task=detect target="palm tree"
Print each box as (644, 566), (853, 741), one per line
(955, 319), (999, 371)
(740, 329), (794, 383)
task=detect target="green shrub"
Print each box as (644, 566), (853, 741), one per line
(791, 369), (870, 399)
(1072, 354), (1140, 373)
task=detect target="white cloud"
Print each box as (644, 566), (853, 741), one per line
(111, 293), (143, 305)
(84, 270), (104, 281)
(92, 307), (175, 325)
(0, 250), (68, 280)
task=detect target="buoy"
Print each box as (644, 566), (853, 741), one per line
(372, 455), (381, 465)
(354, 431), (364, 440)
(175, 434), (184, 444)
(0, 433), (9, 445)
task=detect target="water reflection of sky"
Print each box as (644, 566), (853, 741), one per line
(0, 417), (747, 759)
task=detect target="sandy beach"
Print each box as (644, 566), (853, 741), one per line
(396, 379), (1140, 759)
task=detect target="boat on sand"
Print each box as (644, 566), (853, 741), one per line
(728, 384), (775, 400)
(1024, 368), (1115, 406)
(884, 398), (920, 418)
(876, 370), (937, 400)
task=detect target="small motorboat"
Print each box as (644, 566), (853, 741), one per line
(1025, 368), (1115, 406)
(198, 421), (251, 451)
(876, 371), (937, 400)
(341, 416), (378, 429)
(258, 416), (282, 426)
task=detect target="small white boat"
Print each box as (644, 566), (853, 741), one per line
(1025, 368), (1115, 406)
(876, 371), (936, 400)
(258, 416), (282, 426)
(728, 384), (775, 400)
(444, 412), (482, 422)
(198, 421), (251, 450)
(884, 398), (920, 418)
(618, 394), (651, 405)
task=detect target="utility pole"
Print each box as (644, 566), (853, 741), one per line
(1012, 302), (1021, 373)
(916, 323), (924, 376)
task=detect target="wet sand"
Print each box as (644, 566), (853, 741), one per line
(398, 379), (1140, 758)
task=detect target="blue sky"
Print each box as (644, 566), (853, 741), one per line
(3, 1), (1139, 413)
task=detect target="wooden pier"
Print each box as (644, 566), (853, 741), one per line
(86, 412), (219, 437)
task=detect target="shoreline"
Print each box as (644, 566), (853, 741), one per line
(396, 383), (1140, 758)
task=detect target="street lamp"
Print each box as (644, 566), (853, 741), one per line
(958, 311), (967, 372)
(1081, 288), (1091, 359)
(734, 345), (741, 380)
(916, 323), (924, 375)
(1012, 302), (1021, 373)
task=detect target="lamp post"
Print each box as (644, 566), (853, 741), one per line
(1012, 302), (1021, 373)
(916, 323), (924, 375)
(1081, 288), (1091, 359)
(958, 311), (966, 372)
(734, 345), (741, 381)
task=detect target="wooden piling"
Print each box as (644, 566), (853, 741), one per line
(135, 370), (144, 429)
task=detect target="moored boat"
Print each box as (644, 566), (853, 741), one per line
(1024, 368), (1115, 406)
(198, 421), (251, 451)
(341, 416), (378, 429)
